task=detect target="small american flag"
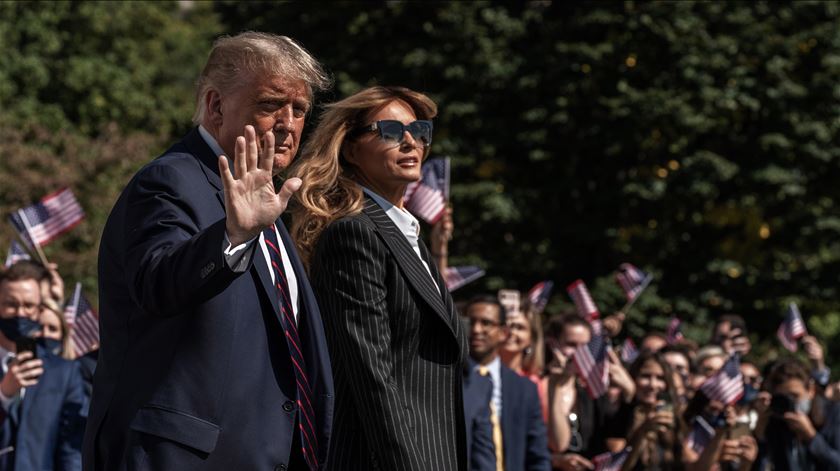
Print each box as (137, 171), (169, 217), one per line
(4, 241), (31, 268)
(444, 266), (485, 292)
(527, 280), (554, 314)
(404, 158), (449, 224)
(620, 337), (639, 364)
(615, 263), (652, 301)
(666, 316), (684, 344)
(593, 447), (630, 471)
(777, 302), (807, 352)
(699, 354), (744, 405)
(64, 282), (99, 357)
(573, 333), (610, 399)
(8, 188), (85, 247)
(686, 416), (715, 454)
(567, 279), (600, 322)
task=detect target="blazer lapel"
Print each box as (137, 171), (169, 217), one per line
(361, 198), (455, 337)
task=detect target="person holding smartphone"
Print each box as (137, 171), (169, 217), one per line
(754, 358), (840, 470)
(0, 261), (85, 470)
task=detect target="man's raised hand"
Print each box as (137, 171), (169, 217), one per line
(219, 125), (302, 246)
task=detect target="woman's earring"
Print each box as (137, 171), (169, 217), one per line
(524, 346), (533, 356)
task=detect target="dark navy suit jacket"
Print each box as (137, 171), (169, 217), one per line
(83, 128), (333, 471)
(500, 365), (550, 471)
(0, 347), (85, 471)
(463, 366), (496, 471)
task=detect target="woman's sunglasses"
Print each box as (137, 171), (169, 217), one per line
(350, 119), (433, 146)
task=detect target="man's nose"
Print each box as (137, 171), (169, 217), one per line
(274, 106), (295, 133)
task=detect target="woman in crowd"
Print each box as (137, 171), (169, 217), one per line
(605, 351), (685, 470)
(500, 303), (544, 384)
(754, 357), (840, 469)
(39, 305), (72, 359)
(290, 86), (468, 470)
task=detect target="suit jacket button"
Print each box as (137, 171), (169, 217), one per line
(274, 465), (287, 471)
(282, 400), (295, 412)
(200, 262), (215, 279)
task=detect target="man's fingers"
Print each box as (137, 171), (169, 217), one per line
(259, 130), (275, 172)
(575, 456), (594, 469)
(219, 156), (236, 189)
(15, 351), (33, 362)
(276, 177), (302, 207)
(245, 125), (259, 172)
(18, 367), (43, 380)
(235, 136), (247, 178)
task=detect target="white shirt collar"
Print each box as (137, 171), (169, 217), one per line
(198, 125), (226, 166)
(362, 187), (421, 239)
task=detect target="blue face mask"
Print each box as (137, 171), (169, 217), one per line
(37, 337), (62, 356)
(0, 317), (41, 341)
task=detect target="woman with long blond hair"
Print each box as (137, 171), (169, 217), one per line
(289, 86), (468, 471)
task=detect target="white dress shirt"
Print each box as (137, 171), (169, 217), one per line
(362, 187), (440, 293)
(198, 126), (300, 321)
(475, 356), (503, 418)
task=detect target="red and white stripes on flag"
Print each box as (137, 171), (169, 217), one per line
(567, 279), (600, 322)
(527, 280), (554, 314)
(699, 354), (744, 405)
(444, 266), (486, 292)
(8, 188), (85, 247)
(777, 302), (807, 352)
(573, 333), (610, 399)
(404, 158), (449, 224)
(666, 316), (684, 344)
(64, 282), (99, 356)
(620, 338), (639, 364)
(615, 263), (652, 301)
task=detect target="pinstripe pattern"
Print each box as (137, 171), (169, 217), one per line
(311, 197), (468, 471)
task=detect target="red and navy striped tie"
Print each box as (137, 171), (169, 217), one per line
(263, 224), (319, 470)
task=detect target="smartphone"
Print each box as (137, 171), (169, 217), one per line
(727, 422), (751, 439)
(770, 393), (795, 417)
(497, 289), (521, 317)
(14, 337), (38, 360)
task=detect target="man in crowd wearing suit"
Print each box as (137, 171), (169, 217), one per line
(0, 261), (85, 470)
(463, 363), (497, 471)
(84, 32), (333, 471)
(466, 295), (550, 471)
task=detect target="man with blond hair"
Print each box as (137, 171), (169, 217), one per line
(83, 32), (333, 471)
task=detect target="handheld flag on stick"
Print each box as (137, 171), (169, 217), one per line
(64, 282), (99, 357)
(699, 354), (744, 405)
(8, 188), (85, 264)
(686, 416), (715, 454)
(620, 338), (639, 365)
(615, 263), (653, 312)
(666, 316), (684, 345)
(527, 280), (554, 315)
(567, 279), (600, 322)
(573, 333), (610, 399)
(4, 240), (31, 268)
(444, 266), (485, 292)
(593, 448), (631, 471)
(404, 158), (449, 224)
(777, 302), (807, 352)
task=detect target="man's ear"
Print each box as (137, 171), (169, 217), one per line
(205, 89), (223, 126)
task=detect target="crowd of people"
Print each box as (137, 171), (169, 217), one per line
(1, 30), (839, 471)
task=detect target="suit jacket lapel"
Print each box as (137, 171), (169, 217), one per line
(361, 198), (455, 337)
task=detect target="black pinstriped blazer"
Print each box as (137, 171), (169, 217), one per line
(311, 196), (468, 471)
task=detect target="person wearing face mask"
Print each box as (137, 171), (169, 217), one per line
(0, 261), (85, 471)
(755, 358), (840, 470)
(38, 305), (71, 359)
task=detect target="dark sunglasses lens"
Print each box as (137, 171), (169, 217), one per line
(407, 121), (432, 145)
(377, 120), (404, 143)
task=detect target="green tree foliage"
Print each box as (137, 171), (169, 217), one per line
(216, 1), (840, 365)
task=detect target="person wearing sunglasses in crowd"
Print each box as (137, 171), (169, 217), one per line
(289, 86), (469, 470)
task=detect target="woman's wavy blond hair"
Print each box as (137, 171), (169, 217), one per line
(289, 86), (437, 268)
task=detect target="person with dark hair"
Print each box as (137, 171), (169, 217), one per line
(755, 357), (840, 470)
(0, 261), (85, 470)
(544, 314), (634, 471)
(87, 32), (334, 471)
(712, 314), (751, 357)
(605, 351), (684, 470)
(639, 332), (669, 353)
(465, 296), (550, 471)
